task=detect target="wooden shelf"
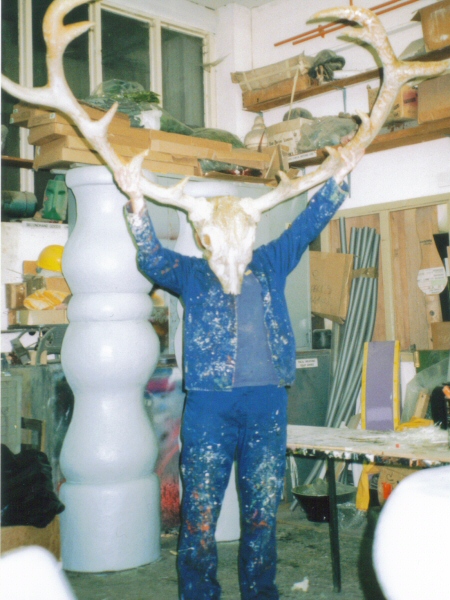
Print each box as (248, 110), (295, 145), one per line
(244, 46), (450, 113)
(288, 117), (450, 167)
(2, 155), (34, 169)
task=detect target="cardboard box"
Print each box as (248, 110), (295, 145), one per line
(242, 75), (317, 112)
(213, 148), (271, 170)
(1, 517), (60, 559)
(61, 133), (191, 165)
(44, 277), (71, 295)
(150, 138), (216, 159)
(310, 251), (354, 324)
(377, 466), (420, 506)
(266, 117), (313, 156)
(368, 84), (418, 122)
(141, 158), (198, 176)
(33, 136), (199, 175)
(147, 129), (233, 153)
(33, 139), (104, 169)
(5, 283), (27, 309)
(23, 275), (46, 296)
(9, 103), (48, 126)
(28, 121), (151, 148)
(23, 261), (38, 275)
(8, 309), (69, 326)
(418, 73), (450, 123)
(431, 321), (450, 349)
(28, 109), (132, 135)
(412, 0), (450, 51)
(231, 54), (313, 92)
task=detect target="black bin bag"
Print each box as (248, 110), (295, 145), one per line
(1, 444), (65, 528)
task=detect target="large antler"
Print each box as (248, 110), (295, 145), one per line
(250, 6), (450, 215)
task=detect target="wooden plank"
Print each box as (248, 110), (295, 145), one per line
(59, 134), (199, 165)
(244, 70), (380, 112)
(289, 118), (450, 168)
(326, 215), (386, 340)
(1, 155), (35, 169)
(406, 208), (431, 349)
(366, 117), (450, 154)
(242, 46), (450, 113)
(287, 424), (450, 464)
(390, 210), (411, 349)
(379, 211), (396, 341)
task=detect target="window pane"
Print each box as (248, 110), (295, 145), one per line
(1, 0), (20, 190)
(32, 0), (90, 98)
(162, 29), (204, 128)
(101, 11), (150, 90)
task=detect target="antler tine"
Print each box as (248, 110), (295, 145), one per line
(250, 6), (450, 215)
(1, 0), (199, 214)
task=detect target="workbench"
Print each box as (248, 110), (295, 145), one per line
(287, 424), (450, 592)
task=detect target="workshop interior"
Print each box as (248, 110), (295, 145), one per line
(1, 1), (450, 599)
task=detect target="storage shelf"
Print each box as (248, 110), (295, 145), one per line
(2, 155), (35, 169)
(288, 117), (450, 168)
(244, 46), (450, 113)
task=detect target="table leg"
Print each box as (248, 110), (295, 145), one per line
(327, 457), (341, 592)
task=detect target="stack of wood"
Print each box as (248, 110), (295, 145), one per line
(10, 103), (280, 181)
(6, 260), (71, 327)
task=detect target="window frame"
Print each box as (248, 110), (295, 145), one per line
(5, 0), (214, 192)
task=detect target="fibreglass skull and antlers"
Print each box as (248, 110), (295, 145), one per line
(2, 0), (450, 294)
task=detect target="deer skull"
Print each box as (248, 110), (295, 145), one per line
(189, 195), (260, 294)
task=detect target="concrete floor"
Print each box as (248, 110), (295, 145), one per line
(66, 501), (387, 600)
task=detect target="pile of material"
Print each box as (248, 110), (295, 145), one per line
(6, 258), (70, 327)
(10, 103), (279, 181)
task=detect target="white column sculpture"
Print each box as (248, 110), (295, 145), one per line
(59, 166), (161, 572)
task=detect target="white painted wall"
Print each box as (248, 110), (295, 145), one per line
(106, 0), (217, 31)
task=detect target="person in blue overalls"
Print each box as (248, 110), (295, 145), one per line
(126, 176), (348, 599)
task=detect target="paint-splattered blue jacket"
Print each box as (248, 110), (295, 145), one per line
(126, 177), (347, 391)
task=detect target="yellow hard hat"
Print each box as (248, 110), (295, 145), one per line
(37, 245), (64, 272)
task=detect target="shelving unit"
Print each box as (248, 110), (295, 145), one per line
(288, 116), (450, 167)
(243, 46), (450, 113)
(242, 45), (450, 164)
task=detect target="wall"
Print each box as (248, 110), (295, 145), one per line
(107, 0), (217, 31)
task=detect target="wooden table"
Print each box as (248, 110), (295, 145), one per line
(287, 424), (450, 592)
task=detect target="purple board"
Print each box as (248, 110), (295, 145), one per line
(364, 341), (397, 431)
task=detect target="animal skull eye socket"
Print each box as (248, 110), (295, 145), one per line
(202, 234), (211, 248)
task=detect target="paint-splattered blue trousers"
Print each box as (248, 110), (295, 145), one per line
(178, 385), (287, 600)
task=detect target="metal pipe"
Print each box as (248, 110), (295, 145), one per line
(275, 0), (420, 47)
(331, 233), (380, 426)
(339, 217), (347, 254)
(326, 228), (378, 424)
